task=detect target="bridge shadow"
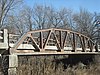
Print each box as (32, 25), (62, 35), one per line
(53, 54), (95, 69)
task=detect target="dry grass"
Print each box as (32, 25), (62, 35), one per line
(0, 55), (99, 75)
(16, 55), (100, 75)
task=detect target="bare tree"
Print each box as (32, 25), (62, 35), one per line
(44, 6), (54, 28)
(17, 6), (33, 32)
(73, 8), (94, 37)
(5, 14), (25, 35)
(73, 8), (100, 45)
(58, 8), (74, 29)
(0, 0), (23, 29)
(51, 11), (61, 28)
(92, 13), (100, 44)
(45, 7), (74, 29)
(32, 5), (47, 29)
(5, 15), (17, 33)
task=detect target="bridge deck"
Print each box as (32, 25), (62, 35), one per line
(14, 52), (100, 55)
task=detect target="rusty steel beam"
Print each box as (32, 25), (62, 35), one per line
(72, 33), (76, 52)
(68, 33), (74, 51)
(53, 31), (61, 51)
(82, 37), (86, 52)
(53, 28), (90, 39)
(39, 32), (43, 50)
(89, 40), (94, 52)
(28, 28), (53, 33)
(30, 35), (40, 51)
(9, 28), (99, 54)
(28, 28), (90, 39)
(79, 35), (86, 52)
(43, 30), (52, 49)
(59, 31), (63, 51)
(63, 31), (68, 48)
(13, 33), (28, 51)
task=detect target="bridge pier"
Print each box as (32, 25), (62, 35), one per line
(8, 55), (18, 75)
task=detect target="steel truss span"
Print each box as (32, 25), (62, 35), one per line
(9, 28), (99, 55)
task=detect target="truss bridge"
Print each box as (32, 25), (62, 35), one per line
(0, 28), (100, 55)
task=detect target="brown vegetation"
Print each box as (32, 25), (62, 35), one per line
(16, 55), (100, 75)
(0, 1), (100, 75)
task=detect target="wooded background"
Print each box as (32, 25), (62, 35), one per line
(0, 0), (100, 44)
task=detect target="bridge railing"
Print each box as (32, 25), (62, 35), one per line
(0, 29), (20, 50)
(9, 34), (20, 44)
(0, 29), (8, 49)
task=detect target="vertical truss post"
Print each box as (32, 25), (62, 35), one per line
(59, 31), (63, 52)
(40, 32), (44, 51)
(79, 35), (85, 52)
(82, 37), (86, 52)
(88, 40), (93, 52)
(68, 33), (74, 52)
(72, 33), (76, 52)
(63, 31), (68, 48)
(43, 30), (51, 49)
(95, 43), (98, 52)
(53, 31), (61, 52)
